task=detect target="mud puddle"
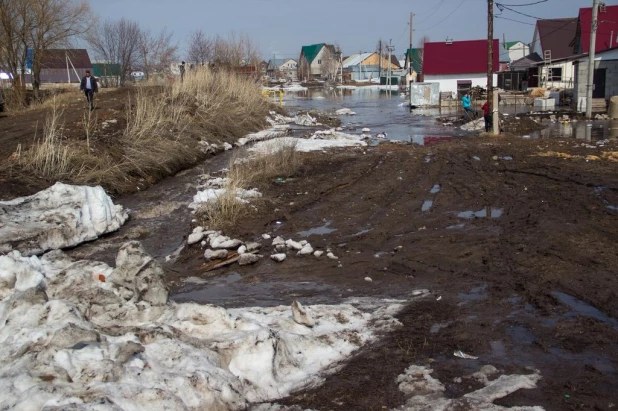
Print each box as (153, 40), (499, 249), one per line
(65, 151), (234, 266)
(172, 272), (341, 308)
(457, 207), (504, 219)
(297, 220), (337, 237)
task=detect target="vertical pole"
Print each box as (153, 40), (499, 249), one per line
(586, 0), (600, 118)
(409, 12), (414, 80)
(66, 53), (70, 83)
(488, 0), (497, 134)
(379, 40), (382, 79)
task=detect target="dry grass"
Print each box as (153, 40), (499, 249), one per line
(14, 69), (271, 194)
(196, 139), (301, 229)
(18, 98), (85, 179)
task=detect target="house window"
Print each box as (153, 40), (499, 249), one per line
(318, 59), (322, 64)
(550, 68), (562, 81)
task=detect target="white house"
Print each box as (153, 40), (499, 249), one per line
(298, 43), (338, 80)
(422, 39), (499, 97)
(529, 18), (578, 89)
(267, 58), (298, 80)
(504, 41), (530, 63)
(573, 47), (618, 111)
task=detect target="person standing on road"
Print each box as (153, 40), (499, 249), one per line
(80, 70), (98, 111)
(180, 61), (186, 83)
(482, 100), (492, 132)
(462, 93), (477, 120)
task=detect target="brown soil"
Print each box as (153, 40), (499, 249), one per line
(171, 135), (618, 410)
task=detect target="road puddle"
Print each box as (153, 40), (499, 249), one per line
(297, 220), (337, 237)
(430, 184), (441, 194)
(458, 207), (504, 219)
(173, 272), (339, 308)
(421, 200), (433, 212)
(553, 291), (618, 330)
(458, 284), (487, 302)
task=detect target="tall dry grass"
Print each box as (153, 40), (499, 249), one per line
(19, 98), (85, 179)
(196, 139), (301, 229)
(15, 68), (271, 194)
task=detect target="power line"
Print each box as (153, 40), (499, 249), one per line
(496, 3), (545, 20)
(416, 0), (445, 24)
(497, 0), (548, 6)
(496, 16), (536, 25)
(425, 0), (467, 28)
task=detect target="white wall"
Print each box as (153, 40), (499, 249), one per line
(310, 47), (326, 76)
(508, 42), (530, 62)
(424, 73), (499, 96)
(538, 60), (575, 89)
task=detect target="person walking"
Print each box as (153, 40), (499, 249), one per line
(80, 70), (98, 111)
(179, 61), (186, 83)
(462, 93), (477, 121)
(482, 100), (492, 132)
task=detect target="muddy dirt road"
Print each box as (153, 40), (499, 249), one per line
(169, 135), (618, 410)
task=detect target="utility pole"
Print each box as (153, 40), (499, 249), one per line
(387, 40), (395, 94)
(488, 0), (499, 134)
(586, 0), (600, 119)
(378, 40), (382, 79)
(409, 12), (414, 81)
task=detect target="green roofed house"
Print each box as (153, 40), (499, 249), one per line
(404, 48), (423, 81)
(92, 63), (121, 87)
(503, 41), (530, 63)
(298, 43), (338, 80)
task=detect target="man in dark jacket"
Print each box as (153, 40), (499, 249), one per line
(80, 70), (98, 111)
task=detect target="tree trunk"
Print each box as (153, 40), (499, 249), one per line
(32, 59), (41, 101)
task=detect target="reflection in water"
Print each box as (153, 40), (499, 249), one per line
(458, 207), (504, 219)
(281, 87), (613, 144)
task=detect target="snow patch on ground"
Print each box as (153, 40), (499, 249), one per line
(393, 365), (544, 410)
(250, 130), (366, 154)
(0, 242), (415, 410)
(189, 188), (262, 209)
(460, 118), (485, 132)
(0, 183), (128, 256)
(237, 126), (290, 147)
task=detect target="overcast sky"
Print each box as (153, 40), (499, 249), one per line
(90, 0), (606, 59)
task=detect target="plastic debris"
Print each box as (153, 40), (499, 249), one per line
(454, 350), (478, 360)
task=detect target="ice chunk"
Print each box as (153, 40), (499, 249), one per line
(0, 183), (128, 256)
(271, 253), (287, 262)
(292, 300), (315, 327)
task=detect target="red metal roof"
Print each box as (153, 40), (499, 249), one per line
(422, 39), (499, 75)
(40, 49), (92, 69)
(579, 5), (618, 54)
(536, 18), (578, 59)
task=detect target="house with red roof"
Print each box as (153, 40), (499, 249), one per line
(529, 18), (578, 89)
(422, 39), (499, 97)
(575, 4), (618, 54)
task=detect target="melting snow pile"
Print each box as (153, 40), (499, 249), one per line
(460, 118), (486, 132)
(0, 242), (411, 410)
(393, 364), (544, 410)
(251, 130), (366, 154)
(0, 182), (128, 256)
(189, 177), (262, 210)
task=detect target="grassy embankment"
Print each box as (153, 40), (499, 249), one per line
(10, 69), (271, 194)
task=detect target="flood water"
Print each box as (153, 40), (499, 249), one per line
(277, 88), (616, 143)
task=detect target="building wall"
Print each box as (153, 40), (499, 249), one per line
(310, 47), (327, 76)
(424, 73), (498, 96)
(574, 57), (618, 107)
(536, 61), (576, 89)
(508, 43), (530, 63)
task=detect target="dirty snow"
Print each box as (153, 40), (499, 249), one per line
(250, 130), (366, 154)
(393, 365), (543, 410)
(189, 188), (262, 209)
(0, 182), (128, 256)
(460, 118), (486, 132)
(237, 126), (290, 147)
(0, 242), (416, 410)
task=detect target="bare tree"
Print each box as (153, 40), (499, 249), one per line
(27, 0), (93, 99)
(210, 31), (261, 69)
(187, 29), (212, 66)
(320, 46), (338, 81)
(0, 0), (30, 99)
(138, 27), (178, 79)
(418, 36), (430, 49)
(298, 57), (310, 82)
(88, 18), (142, 85)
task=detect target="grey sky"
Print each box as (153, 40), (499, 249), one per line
(91, 0), (604, 60)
